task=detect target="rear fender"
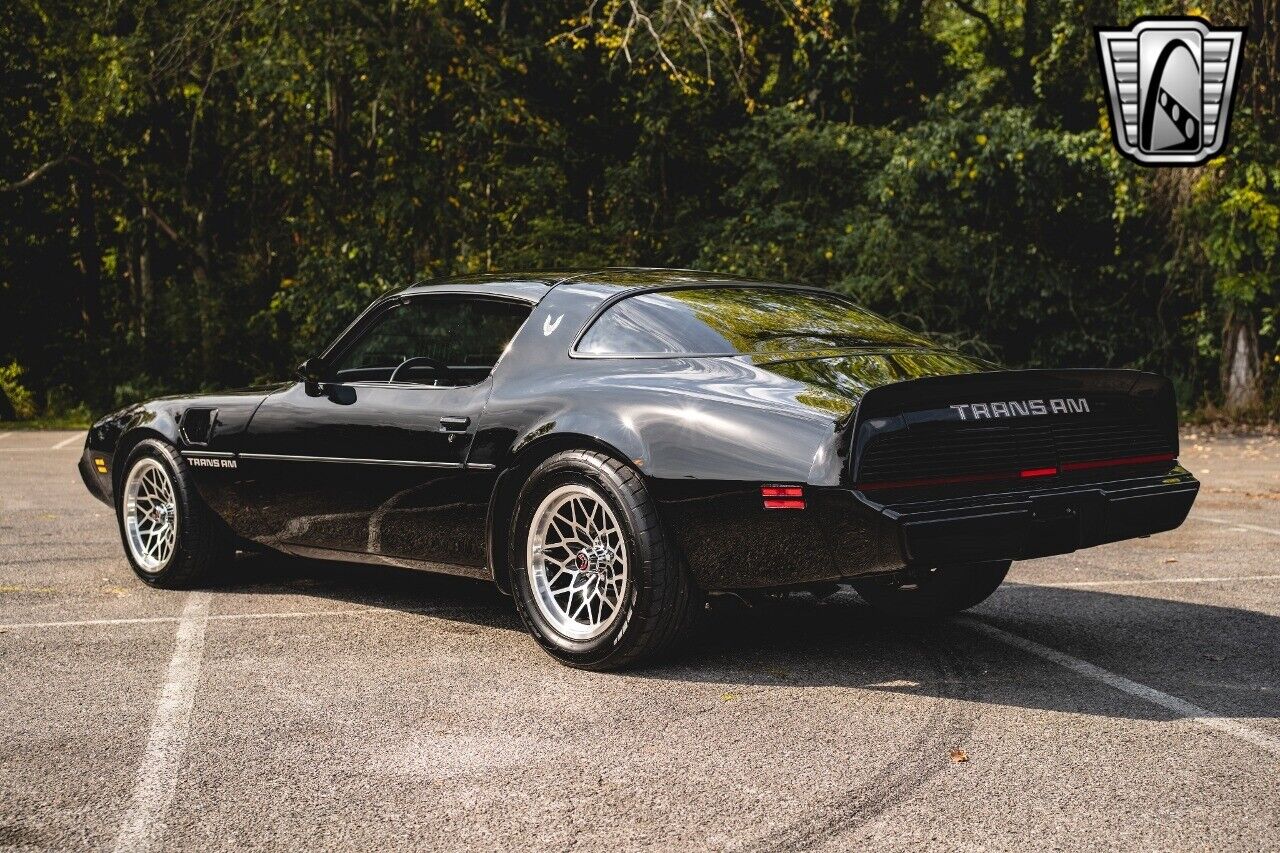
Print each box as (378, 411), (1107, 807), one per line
(509, 412), (649, 472)
(487, 421), (647, 595)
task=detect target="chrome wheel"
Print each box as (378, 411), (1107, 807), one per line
(123, 458), (179, 573)
(526, 484), (629, 641)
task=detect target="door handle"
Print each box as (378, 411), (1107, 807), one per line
(439, 416), (470, 432)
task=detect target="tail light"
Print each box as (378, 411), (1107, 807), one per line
(762, 485), (805, 510)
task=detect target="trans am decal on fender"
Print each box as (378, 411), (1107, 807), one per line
(78, 269), (1199, 670)
(186, 456), (237, 469)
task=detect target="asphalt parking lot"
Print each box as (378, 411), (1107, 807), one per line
(1, 430), (1277, 851)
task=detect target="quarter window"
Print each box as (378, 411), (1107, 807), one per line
(330, 297), (530, 386)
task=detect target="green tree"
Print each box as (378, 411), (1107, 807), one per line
(0, 0), (1275, 420)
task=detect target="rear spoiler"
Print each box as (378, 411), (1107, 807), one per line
(845, 369), (1178, 479)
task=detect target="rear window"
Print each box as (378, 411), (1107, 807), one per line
(575, 286), (930, 356)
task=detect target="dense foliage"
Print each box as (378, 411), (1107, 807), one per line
(1, 0), (1276, 421)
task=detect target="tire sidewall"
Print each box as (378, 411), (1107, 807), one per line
(509, 454), (651, 665)
(854, 560), (1011, 619)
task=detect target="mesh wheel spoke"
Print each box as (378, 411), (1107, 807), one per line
(527, 484), (629, 641)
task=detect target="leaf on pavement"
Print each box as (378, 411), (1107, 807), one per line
(949, 748), (969, 763)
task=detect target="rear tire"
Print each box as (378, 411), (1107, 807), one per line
(509, 450), (700, 670)
(851, 560), (1011, 619)
(116, 439), (234, 589)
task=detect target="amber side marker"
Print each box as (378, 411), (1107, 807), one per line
(93, 457), (108, 474)
(762, 485), (805, 510)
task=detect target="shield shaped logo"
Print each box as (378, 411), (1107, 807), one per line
(1096, 18), (1246, 166)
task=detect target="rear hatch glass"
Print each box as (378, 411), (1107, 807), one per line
(576, 286), (932, 356)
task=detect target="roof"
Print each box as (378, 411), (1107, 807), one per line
(396, 271), (577, 301)
(397, 267), (771, 300)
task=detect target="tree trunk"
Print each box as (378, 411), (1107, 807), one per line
(1221, 311), (1262, 416)
(139, 219), (153, 343)
(1247, 0), (1278, 120)
(138, 178), (154, 351)
(328, 72), (351, 181)
(193, 208), (218, 381)
(70, 173), (102, 334)
(138, 212), (156, 376)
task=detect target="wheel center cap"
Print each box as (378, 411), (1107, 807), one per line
(574, 543), (613, 576)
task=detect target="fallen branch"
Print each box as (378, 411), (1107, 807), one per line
(0, 157), (68, 193)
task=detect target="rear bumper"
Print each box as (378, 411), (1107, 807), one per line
(658, 468), (1198, 591)
(871, 468), (1199, 566)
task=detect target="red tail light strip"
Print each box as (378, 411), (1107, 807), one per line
(857, 452), (1176, 491)
(1059, 453), (1177, 472)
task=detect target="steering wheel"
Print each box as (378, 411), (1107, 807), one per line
(389, 356), (454, 385)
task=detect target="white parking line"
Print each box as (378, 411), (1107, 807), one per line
(0, 434), (85, 452)
(1015, 574), (1280, 588)
(0, 604), (479, 631)
(963, 617), (1280, 758)
(1, 615), (184, 630)
(1189, 514), (1280, 538)
(0, 432), (12, 441)
(113, 592), (211, 853)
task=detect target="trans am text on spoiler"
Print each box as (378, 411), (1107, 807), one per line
(79, 269), (1200, 669)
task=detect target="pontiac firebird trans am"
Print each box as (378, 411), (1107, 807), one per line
(79, 269), (1200, 669)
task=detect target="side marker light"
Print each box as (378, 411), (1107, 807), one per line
(762, 485), (805, 509)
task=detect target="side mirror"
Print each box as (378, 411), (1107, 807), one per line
(296, 357), (328, 396)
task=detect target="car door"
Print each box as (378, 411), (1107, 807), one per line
(235, 293), (531, 571)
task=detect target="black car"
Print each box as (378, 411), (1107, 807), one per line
(79, 269), (1200, 669)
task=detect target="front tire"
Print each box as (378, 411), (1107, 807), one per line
(509, 450), (700, 670)
(851, 560), (1011, 619)
(117, 439), (233, 589)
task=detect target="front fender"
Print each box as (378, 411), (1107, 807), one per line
(82, 388), (276, 505)
(79, 403), (182, 505)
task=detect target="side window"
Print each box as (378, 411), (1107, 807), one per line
(329, 297), (530, 386)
